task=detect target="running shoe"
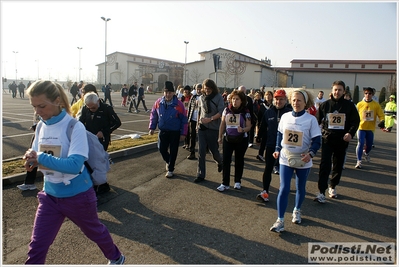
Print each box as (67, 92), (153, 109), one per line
(270, 219), (285, 232)
(292, 210), (302, 224)
(314, 193), (326, 203)
(256, 190), (269, 202)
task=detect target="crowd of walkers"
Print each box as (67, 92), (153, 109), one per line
(15, 77), (392, 263)
(148, 79), (390, 234)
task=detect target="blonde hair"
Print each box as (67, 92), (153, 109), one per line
(288, 89), (315, 110)
(26, 80), (71, 115)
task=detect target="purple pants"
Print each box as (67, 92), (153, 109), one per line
(26, 188), (121, 264)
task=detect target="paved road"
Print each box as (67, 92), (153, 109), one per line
(2, 90), (161, 160)
(2, 124), (396, 264)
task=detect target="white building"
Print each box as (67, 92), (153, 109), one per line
(278, 59), (397, 93)
(96, 50), (396, 94)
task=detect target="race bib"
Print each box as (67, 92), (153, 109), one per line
(327, 113), (346, 129)
(283, 129), (303, 147)
(38, 144), (61, 170)
(226, 113), (241, 128)
(362, 110), (374, 121)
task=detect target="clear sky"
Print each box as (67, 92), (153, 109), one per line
(1, 0), (397, 83)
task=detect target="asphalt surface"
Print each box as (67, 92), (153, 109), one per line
(2, 123), (397, 264)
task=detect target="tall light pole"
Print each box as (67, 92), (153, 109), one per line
(77, 47), (83, 81)
(12, 51), (18, 82)
(101, 17), (111, 86)
(184, 41), (189, 85)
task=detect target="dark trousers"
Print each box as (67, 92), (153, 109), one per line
(187, 120), (197, 152)
(222, 137), (249, 186)
(158, 130), (181, 172)
(104, 94), (113, 106)
(197, 128), (222, 179)
(318, 139), (348, 193)
(128, 98), (138, 111)
(25, 167), (38, 185)
(137, 96), (148, 111)
(258, 136), (267, 156)
(70, 94), (78, 105)
(261, 146), (276, 192)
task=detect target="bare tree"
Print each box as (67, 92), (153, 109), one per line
(218, 65), (234, 90)
(189, 68), (203, 85)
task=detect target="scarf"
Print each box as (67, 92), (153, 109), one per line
(204, 92), (217, 114)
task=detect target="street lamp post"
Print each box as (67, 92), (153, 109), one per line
(184, 41), (189, 85)
(101, 17), (111, 86)
(77, 47), (83, 81)
(12, 51), (18, 82)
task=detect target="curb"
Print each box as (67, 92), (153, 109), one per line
(2, 142), (158, 186)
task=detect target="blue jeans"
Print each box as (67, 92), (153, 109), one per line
(158, 130), (181, 172)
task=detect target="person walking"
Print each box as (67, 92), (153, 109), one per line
(149, 81), (188, 178)
(382, 95), (396, 132)
(137, 83), (149, 112)
(195, 78), (224, 183)
(22, 80), (125, 264)
(255, 90), (274, 162)
(270, 89), (321, 233)
(104, 82), (114, 107)
(9, 81), (17, 98)
(79, 92), (121, 151)
(255, 89), (292, 202)
(186, 83), (202, 160)
(120, 84), (129, 107)
(70, 82), (79, 105)
(355, 87), (385, 169)
(238, 85), (255, 147)
(314, 80), (360, 203)
(181, 85), (192, 149)
(127, 82), (138, 113)
(217, 89), (252, 191)
(18, 81), (26, 98)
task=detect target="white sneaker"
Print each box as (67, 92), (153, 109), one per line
(234, 182), (241, 190)
(292, 210), (302, 224)
(270, 219), (285, 232)
(217, 184), (230, 192)
(363, 153), (370, 163)
(248, 143), (253, 148)
(314, 193), (326, 203)
(355, 161), (362, 169)
(17, 184), (37, 191)
(165, 171), (173, 178)
(328, 187), (337, 198)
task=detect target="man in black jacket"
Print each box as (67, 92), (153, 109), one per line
(128, 81), (138, 113)
(239, 85), (255, 147)
(314, 80), (360, 203)
(79, 92), (121, 151)
(137, 83), (149, 112)
(185, 83), (202, 159)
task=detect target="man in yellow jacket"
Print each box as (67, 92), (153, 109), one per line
(355, 87), (385, 169)
(383, 95), (397, 132)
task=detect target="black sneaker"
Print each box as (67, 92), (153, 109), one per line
(218, 163), (223, 173)
(94, 183), (111, 195)
(187, 153), (196, 160)
(194, 177), (205, 183)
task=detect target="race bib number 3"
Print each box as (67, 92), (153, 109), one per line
(327, 113), (346, 129)
(283, 129), (303, 147)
